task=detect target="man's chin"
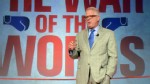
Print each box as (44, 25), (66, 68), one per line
(87, 26), (92, 29)
(87, 27), (93, 29)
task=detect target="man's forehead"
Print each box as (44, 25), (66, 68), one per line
(86, 10), (97, 15)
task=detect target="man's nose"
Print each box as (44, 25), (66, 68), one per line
(86, 18), (91, 22)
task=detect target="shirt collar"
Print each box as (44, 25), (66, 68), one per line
(88, 26), (99, 36)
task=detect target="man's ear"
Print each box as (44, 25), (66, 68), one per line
(97, 16), (100, 21)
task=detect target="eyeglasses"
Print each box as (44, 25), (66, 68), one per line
(84, 15), (98, 20)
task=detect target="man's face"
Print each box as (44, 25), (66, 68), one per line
(85, 10), (100, 29)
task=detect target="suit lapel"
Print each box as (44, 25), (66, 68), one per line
(91, 27), (104, 50)
(83, 29), (90, 51)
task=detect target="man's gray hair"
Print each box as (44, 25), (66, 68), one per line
(86, 7), (100, 15)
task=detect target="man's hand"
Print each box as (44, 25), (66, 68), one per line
(101, 75), (110, 84)
(68, 41), (77, 50)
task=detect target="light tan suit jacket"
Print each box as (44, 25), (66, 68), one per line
(70, 27), (118, 84)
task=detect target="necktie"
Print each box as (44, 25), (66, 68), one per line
(88, 29), (95, 48)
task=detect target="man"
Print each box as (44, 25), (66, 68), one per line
(68, 7), (118, 84)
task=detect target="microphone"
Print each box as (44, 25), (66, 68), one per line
(68, 49), (81, 57)
(96, 34), (99, 36)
